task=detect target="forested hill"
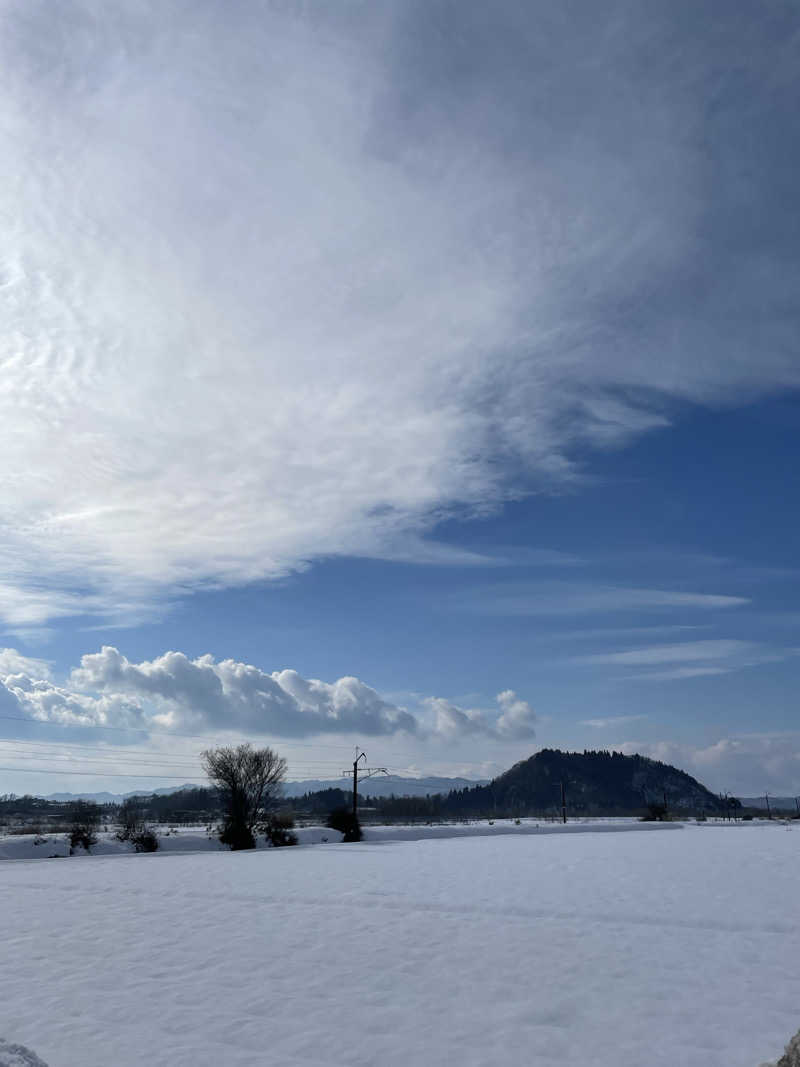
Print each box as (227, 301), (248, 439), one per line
(439, 749), (730, 816)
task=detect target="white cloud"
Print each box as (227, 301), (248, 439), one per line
(0, 4), (797, 623)
(0, 645), (526, 742)
(580, 639), (755, 666)
(573, 639), (796, 681)
(495, 690), (538, 740)
(70, 646), (421, 738)
(0, 648), (52, 680)
(425, 690), (536, 741)
(581, 714), (647, 728)
(458, 584), (749, 617)
(614, 737), (800, 796)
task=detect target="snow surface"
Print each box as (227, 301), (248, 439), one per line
(0, 816), (675, 862)
(0, 1041), (49, 1067)
(1, 824), (798, 1067)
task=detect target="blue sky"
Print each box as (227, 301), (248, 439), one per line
(0, 1), (798, 797)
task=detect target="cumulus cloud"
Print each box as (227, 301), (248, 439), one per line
(0, 3), (798, 623)
(614, 736), (800, 796)
(69, 646), (420, 737)
(426, 690), (536, 741)
(1, 670), (146, 731)
(18, 645), (527, 742)
(0, 648), (52, 680)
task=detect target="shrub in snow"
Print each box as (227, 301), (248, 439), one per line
(219, 821), (256, 850)
(262, 811), (298, 848)
(641, 803), (669, 822)
(0, 1038), (50, 1067)
(326, 808), (362, 842)
(67, 800), (100, 854)
(132, 827), (159, 852)
(115, 801), (159, 852)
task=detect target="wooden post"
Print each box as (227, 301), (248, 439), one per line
(765, 793), (772, 820)
(560, 780), (567, 824)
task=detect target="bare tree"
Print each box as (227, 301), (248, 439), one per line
(201, 743), (287, 850)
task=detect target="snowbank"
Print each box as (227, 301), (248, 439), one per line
(0, 824), (342, 862)
(0, 1040), (49, 1067)
(0, 818), (683, 863)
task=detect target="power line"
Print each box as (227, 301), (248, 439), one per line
(0, 713), (360, 749)
(0, 714), (492, 768)
(0, 764), (207, 780)
(0, 738), (347, 769)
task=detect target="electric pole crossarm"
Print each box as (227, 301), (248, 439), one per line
(341, 749), (388, 816)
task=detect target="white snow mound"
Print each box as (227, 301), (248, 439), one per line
(0, 1040), (49, 1067)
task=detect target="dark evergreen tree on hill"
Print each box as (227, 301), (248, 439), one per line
(437, 749), (731, 818)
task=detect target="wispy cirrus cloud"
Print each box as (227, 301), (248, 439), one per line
(453, 583), (749, 617)
(1, 2), (799, 626)
(581, 714), (648, 728)
(575, 639), (796, 682)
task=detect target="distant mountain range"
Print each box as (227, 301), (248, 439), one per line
(45, 785), (201, 804)
(45, 775), (486, 805)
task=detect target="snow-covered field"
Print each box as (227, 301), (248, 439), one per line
(1, 824), (798, 1067)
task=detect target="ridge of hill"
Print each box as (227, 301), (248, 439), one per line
(438, 749), (730, 816)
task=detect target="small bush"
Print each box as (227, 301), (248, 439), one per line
(262, 811), (298, 848)
(116, 801), (159, 852)
(132, 827), (159, 852)
(219, 820), (256, 851)
(641, 803), (669, 822)
(326, 808), (362, 842)
(68, 800), (100, 854)
(69, 826), (97, 853)
(8, 823), (45, 836)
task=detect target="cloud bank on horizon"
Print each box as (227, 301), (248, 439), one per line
(1, 644), (798, 795)
(0, 645), (537, 742)
(1, 1), (799, 626)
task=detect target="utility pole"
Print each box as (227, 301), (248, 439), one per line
(342, 748), (388, 818)
(795, 797), (799, 818)
(560, 780), (567, 824)
(765, 792), (772, 820)
(352, 749), (365, 814)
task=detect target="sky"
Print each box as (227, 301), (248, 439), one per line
(0, 0), (799, 800)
